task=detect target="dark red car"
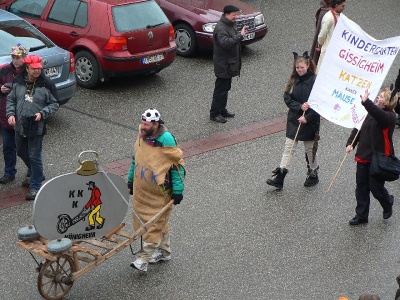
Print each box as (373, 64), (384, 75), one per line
(156, 0), (268, 57)
(2, 0), (176, 88)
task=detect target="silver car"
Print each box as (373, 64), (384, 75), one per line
(0, 10), (76, 104)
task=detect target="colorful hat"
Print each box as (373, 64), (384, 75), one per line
(23, 55), (42, 68)
(10, 43), (28, 56)
(141, 108), (164, 124)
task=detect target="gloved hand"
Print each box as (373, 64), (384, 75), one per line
(127, 182), (133, 195)
(171, 194), (183, 205)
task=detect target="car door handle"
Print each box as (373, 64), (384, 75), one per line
(70, 31), (79, 37)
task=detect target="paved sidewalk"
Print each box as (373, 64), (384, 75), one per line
(0, 116), (286, 210)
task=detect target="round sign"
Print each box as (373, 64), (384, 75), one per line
(33, 172), (129, 240)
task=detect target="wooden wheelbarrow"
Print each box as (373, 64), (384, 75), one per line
(17, 201), (173, 300)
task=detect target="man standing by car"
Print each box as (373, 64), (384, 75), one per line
(6, 55), (59, 200)
(0, 44), (28, 185)
(209, 5), (249, 123)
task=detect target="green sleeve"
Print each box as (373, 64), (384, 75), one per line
(157, 131), (177, 147)
(171, 165), (185, 194)
(127, 154), (135, 183)
(157, 132), (185, 193)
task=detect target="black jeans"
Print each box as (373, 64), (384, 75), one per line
(355, 162), (393, 219)
(210, 77), (232, 118)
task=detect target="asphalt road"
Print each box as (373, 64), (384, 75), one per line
(1, 0), (400, 299)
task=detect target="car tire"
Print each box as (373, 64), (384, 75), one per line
(75, 50), (100, 89)
(174, 23), (197, 57)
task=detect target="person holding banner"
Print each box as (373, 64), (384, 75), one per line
(316, 0), (346, 73)
(266, 51), (320, 189)
(345, 88), (397, 225)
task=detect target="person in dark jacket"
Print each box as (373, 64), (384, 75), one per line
(209, 5), (248, 123)
(267, 51), (320, 189)
(0, 44), (28, 184)
(345, 88), (397, 225)
(6, 55), (59, 200)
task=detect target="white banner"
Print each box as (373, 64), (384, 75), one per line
(308, 14), (400, 128)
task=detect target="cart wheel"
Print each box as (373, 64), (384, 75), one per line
(18, 225), (39, 241)
(47, 238), (72, 254)
(57, 216), (71, 234)
(38, 255), (75, 300)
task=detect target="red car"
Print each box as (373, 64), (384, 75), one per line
(156, 0), (268, 57)
(2, 0), (176, 88)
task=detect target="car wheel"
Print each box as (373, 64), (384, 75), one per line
(174, 23), (197, 57)
(75, 50), (100, 88)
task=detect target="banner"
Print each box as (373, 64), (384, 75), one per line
(308, 14), (400, 128)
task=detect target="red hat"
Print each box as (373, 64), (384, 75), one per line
(23, 55), (42, 68)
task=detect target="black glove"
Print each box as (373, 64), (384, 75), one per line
(171, 194), (183, 205)
(127, 182), (133, 195)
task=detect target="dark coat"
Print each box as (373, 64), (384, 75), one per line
(0, 63), (21, 129)
(284, 71), (319, 141)
(6, 69), (59, 136)
(346, 99), (396, 161)
(213, 15), (243, 79)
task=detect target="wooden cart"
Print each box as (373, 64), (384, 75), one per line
(17, 201), (173, 300)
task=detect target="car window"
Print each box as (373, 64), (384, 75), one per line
(9, 0), (47, 19)
(112, 0), (170, 32)
(47, 0), (88, 28)
(0, 19), (54, 56)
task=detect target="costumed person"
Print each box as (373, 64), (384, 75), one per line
(0, 44), (28, 184)
(127, 108), (185, 272)
(266, 51), (320, 189)
(345, 88), (397, 225)
(6, 54), (59, 200)
(310, 0), (332, 65)
(316, 0), (346, 73)
(209, 5), (249, 123)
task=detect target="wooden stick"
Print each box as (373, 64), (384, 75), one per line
(284, 111), (305, 168)
(326, 130), (360, 192)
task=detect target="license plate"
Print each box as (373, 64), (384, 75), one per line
(243, 32), (255, 41)
(45, 67), (59, 77)
(142, 54), (164, 65)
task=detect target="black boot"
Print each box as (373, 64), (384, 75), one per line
(266, 167), (288, 189)
(304, 166), (319, 187)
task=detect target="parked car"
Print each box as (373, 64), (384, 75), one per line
(156, 0), (268, 57)
(0, 10), (76, 104)
(2, 0), (177, 88)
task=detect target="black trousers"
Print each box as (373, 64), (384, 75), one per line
(210, 77), (232, 117)
(355, 162), (393, 219)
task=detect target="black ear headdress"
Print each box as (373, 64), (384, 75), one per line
(293, 51), (309, 60)
(390, 68), (400, 99)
